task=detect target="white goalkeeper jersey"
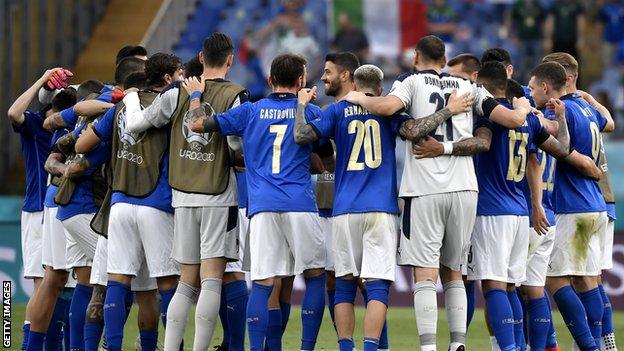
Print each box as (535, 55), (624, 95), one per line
(390, 71), (493, 197)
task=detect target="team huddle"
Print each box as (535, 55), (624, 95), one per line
(8, 31), (617, 351)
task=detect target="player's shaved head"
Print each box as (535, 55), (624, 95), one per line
(542, 52), (579, 78)
(123, 71), (148, 90)
(270, 54), (307, 88)
(477, 61), (508, 97)
(415, 35), (445, 63)
(481, 47), (512, 66)
(184, 56), (203, 78)
(115, 57), (146, 86)
(51, 88), (77, 112)
(506, 79), (526, 101)
(447, 53), (480, 81)
(448, 54), (481, 73)
(354, 64), (383, 96)
(76, 80), (105, 101)
(202, 32), (234, 68)
(530, 62), (567, 91)
(115, 45), (147, 64)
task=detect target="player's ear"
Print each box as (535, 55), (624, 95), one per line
(506, 65), (513, 79)
(226, 54), (234, 68)
(268, 76), (274, 90)
(198, 51), (205, 66)
(440, 56), (447, 69)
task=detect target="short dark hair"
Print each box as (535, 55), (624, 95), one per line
(447, 53), (481, 74)
(506, 79), (526, 101)
(76, 80), (105, 101)
(530, 62), (567, 91)
(115, 45), (147, 65)
(114, 57), (146, 86)
(481, 47), (512, 66)
(477, 61), (508, 93)
(325, 52), (360, 81)
(270, 54), (307, 88)
(202, 32), (234, 68)
(145, 53), (182, 87)
(123, 72), (148, 90)
(184, 56), (203, 78)
(415, 35), (445, 62)
(51, 88), (77, 112)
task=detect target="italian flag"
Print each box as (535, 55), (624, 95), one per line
(329, 0), (427, 58)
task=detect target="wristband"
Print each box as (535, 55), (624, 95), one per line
(190, 91), (202, 101)
(443, 142), (453, 155)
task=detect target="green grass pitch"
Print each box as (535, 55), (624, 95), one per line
(8, 303), (624, 350)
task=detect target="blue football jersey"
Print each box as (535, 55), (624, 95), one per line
(552, 94), (607, 214)
(310, 101), (408, 216)
(235, 170), (247, 209)
(476, 99), (548, 216)
(216, 92), (320, 217)
(519, 147), (556, 227)
(12, 110), (53, 212)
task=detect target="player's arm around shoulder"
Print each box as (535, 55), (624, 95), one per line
(124, 86), (174, 133)
(487, 95), (531, 129)
(294, 87), (321, 145)
(399, 89), (473, 142)
(342, 90), (404, 117)
(536, 99), (570, 160)
(577, 89), (615, 133)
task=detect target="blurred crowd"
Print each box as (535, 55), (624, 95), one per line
(186, 0), (624, 137)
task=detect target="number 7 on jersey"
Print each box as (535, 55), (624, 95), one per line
(270, 124), (287, 174)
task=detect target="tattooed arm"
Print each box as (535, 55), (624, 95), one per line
(43, 112), (68, 131)
(64, 155), (90, 180)
(45, 152), (67, 176)
(56, 133), (77, 156)
(293, 87), (320, 145)
(398, 90), (474, 141)
(411, 126), (492, 158)
(537, 99), (570, 160)
(181, 77), (220, 133)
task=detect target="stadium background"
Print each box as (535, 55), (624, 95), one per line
(0, 0), (623, 313)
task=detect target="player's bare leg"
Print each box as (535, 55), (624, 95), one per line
(440, 266), (468, 351)
(165, 263), (199, 351)
(28, 268), (69, 335)
(193, 257), (227, 350)
(413, 267), (439, 351)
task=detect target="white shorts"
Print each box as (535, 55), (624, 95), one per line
(398, 191), (477, 271)
(225, 208), (250, 274)
(320, 216), (334, 271)
(601, 219), (615, 270)
(523, 226), (556, 287)
(21, 211), (44, 278)
(249, 212), (325, 281)
(90, 236), (157, 291)
(61, 213), (99, 268)
(468, 215), (529, 284)
(332, 213), (398, 281)
(42, 207), (89, 271)
(548, 212), (607, 277)
(172, 206), (239, 264)
(107, 203), (179, 278)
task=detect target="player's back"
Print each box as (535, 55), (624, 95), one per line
(318, 100), (405, 216)
(391, 71), (479, 196)
(233, 92), (319, 217)
(475, 99), (542, 216)
(553, 94), (607, 214)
